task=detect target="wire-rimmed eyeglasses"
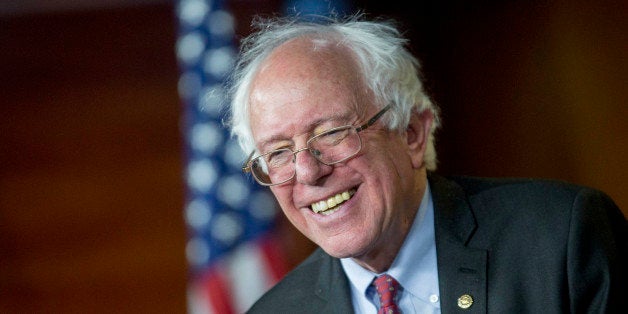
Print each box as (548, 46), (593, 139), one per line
(242, 104), (391, 186)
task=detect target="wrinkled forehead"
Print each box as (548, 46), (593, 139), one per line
(250, 37), (370, 104)
(247, 37), (371, 147)
(257, 36), (358, 84)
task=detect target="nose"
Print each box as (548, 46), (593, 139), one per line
(293, 147), (331, 185)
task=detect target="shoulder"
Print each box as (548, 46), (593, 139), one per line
(447, 174), (585, 199)
(430, 172), (625, 243)
(438, 175), (627, 310)
(247, 249), (334, 313)
(440, 174), (615, 213)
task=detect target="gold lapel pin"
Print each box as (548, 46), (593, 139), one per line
(457, 294), (473, 309)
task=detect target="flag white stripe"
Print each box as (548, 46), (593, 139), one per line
(187, 283), (215, 314)
(226, 242), (273, 313)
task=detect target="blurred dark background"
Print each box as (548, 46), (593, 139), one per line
(1, 0), (625, 312)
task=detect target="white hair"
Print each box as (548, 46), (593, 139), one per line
(226, 14), (441, 170)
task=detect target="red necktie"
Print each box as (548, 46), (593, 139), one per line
(373, 274), (402, 314)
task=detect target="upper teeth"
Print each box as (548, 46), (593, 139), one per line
(311, 190), (355, 214)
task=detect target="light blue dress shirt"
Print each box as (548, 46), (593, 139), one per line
(340, 183), (440, 313)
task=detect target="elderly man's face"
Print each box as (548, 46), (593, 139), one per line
(248, 38), (428, 270)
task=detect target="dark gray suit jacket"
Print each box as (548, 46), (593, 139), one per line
(248, 174), (627, 313)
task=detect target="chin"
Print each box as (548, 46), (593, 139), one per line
(317, 234), (373, 259)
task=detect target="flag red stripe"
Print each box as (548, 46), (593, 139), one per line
(203, 267), (235, 314)
(259, 233), (289, 283)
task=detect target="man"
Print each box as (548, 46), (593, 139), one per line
(226, 14), (627, 313)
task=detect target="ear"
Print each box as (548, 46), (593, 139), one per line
(405, 110), (433, 169)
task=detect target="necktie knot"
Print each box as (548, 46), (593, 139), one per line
(373, 274), (402, 314)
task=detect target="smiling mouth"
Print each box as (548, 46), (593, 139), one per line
(310, 189), (356, 216)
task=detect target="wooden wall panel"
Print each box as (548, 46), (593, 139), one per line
(360, 0), (627, 214)
(1, 4), (187, 313)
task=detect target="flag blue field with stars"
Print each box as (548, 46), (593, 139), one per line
(176, 0), (351, 313)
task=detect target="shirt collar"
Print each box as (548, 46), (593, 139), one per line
(387, 182), (438, 300)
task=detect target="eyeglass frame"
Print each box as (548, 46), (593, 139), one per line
(241, 104), (392, 186)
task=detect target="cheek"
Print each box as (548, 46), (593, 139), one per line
(359, 138), (413, 202)
(361, 137), (408, 176)
(270, 186), (305, 226)
(270, 186), (293, 209)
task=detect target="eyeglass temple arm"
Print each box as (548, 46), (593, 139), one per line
(355, 104), (391, 132)
(242, 151), (255, 173)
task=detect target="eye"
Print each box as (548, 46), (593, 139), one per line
(310, 148), (322, 158)
(265, 149), (292, 167)
(317, 127), (350, 146)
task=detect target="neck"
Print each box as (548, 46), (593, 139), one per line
(352, 205), (419, 273)
(351, 170), (428, 273)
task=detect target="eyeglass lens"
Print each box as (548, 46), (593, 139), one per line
(251, 126), (362, 185)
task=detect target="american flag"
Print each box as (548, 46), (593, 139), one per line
(176, 0), (287, 313)
(176, 1), (350, 313)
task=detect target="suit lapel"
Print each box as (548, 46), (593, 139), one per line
(429, 173), (488, 313)
(314, 251), (355, 314)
